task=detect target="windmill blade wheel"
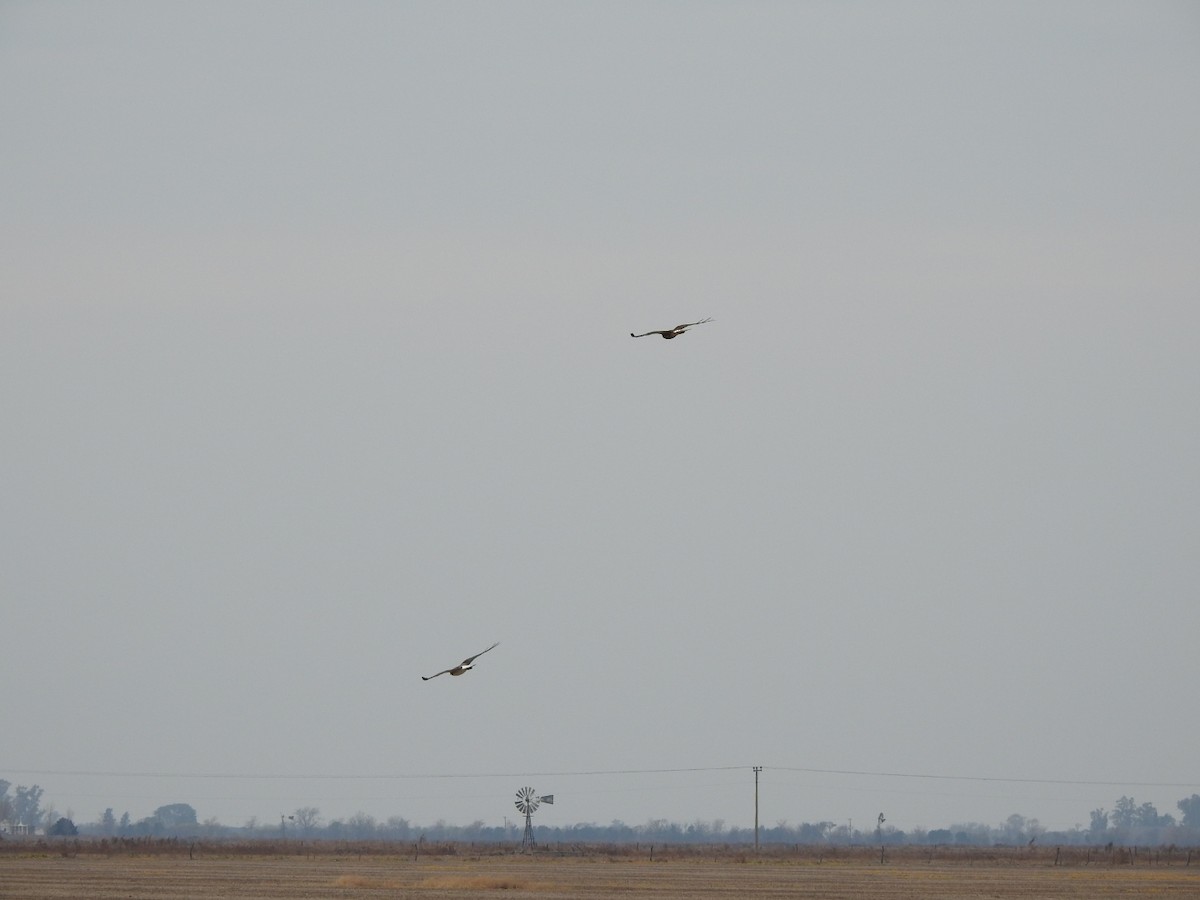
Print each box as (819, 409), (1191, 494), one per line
(515, 786), (538, 814)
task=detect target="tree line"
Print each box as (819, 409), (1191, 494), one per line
(4, 779), (1199, 846)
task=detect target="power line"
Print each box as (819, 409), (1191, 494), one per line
(769, 766), (1199, 789)
(4, 764), (1195, 789)
(0, 765), (748, 781)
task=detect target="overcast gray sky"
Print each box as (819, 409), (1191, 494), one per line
(3, 1), (1198, 834)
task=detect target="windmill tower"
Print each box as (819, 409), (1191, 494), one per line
(514, 786), (554, 850)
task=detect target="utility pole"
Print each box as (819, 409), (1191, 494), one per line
(753, 766), (763, 852)
(877, 812), (886, 864)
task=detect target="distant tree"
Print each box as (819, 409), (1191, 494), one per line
(461, 819), (488, 840)
(1003, 814), (1027, 843)
(686, 819), (713, 840)
(12, 785), (44, 827)
(118, 812), (131, 835)
(641, 818), (682, 840)
(605, 819), (634, 841)
(0, 779), (10, 822)
(950, 822), (992, 845)
(345, 812), (377, 839)
(1135, 801), (1166, 827)
(1111, 796), (1137, 830)
(293, 806), (321, 836)
(129, 816), (164, 836)
(1177, 794), (1200, 827)
(796, 821), (834, 842)
(1026, 818), (1044, 842)
(244, 816), (259, 833)
(1089, 808), (1109, 838)
(643, 817), (668, 835)
(47, 817), (78, 837)
(383, 816), (411, 840)
(100, 808), (117, 836)
(154, 804), (198, 829)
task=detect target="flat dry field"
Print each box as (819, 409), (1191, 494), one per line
(2, 847), (1198, 900)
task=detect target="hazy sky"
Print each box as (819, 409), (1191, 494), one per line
(3, 1), (1198, 835)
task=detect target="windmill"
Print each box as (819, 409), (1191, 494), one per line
(514, 786), (554, 850)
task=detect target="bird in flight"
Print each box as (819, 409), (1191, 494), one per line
(630, 317), (713, 339)
(421, 642), (500, 681)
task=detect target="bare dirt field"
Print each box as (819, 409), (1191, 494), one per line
(2, 843), (1197, 899)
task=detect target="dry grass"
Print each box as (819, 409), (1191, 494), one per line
(334, 873), (409, 889)
(335, 873), (554, 891)
(418, 875), (557, 890)
(1, 841), (1198, 898)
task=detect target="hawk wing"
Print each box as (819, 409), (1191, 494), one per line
(632, 317), (712, 337)
(460, 641), (500, 666)
(422, 642), (499, 680)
